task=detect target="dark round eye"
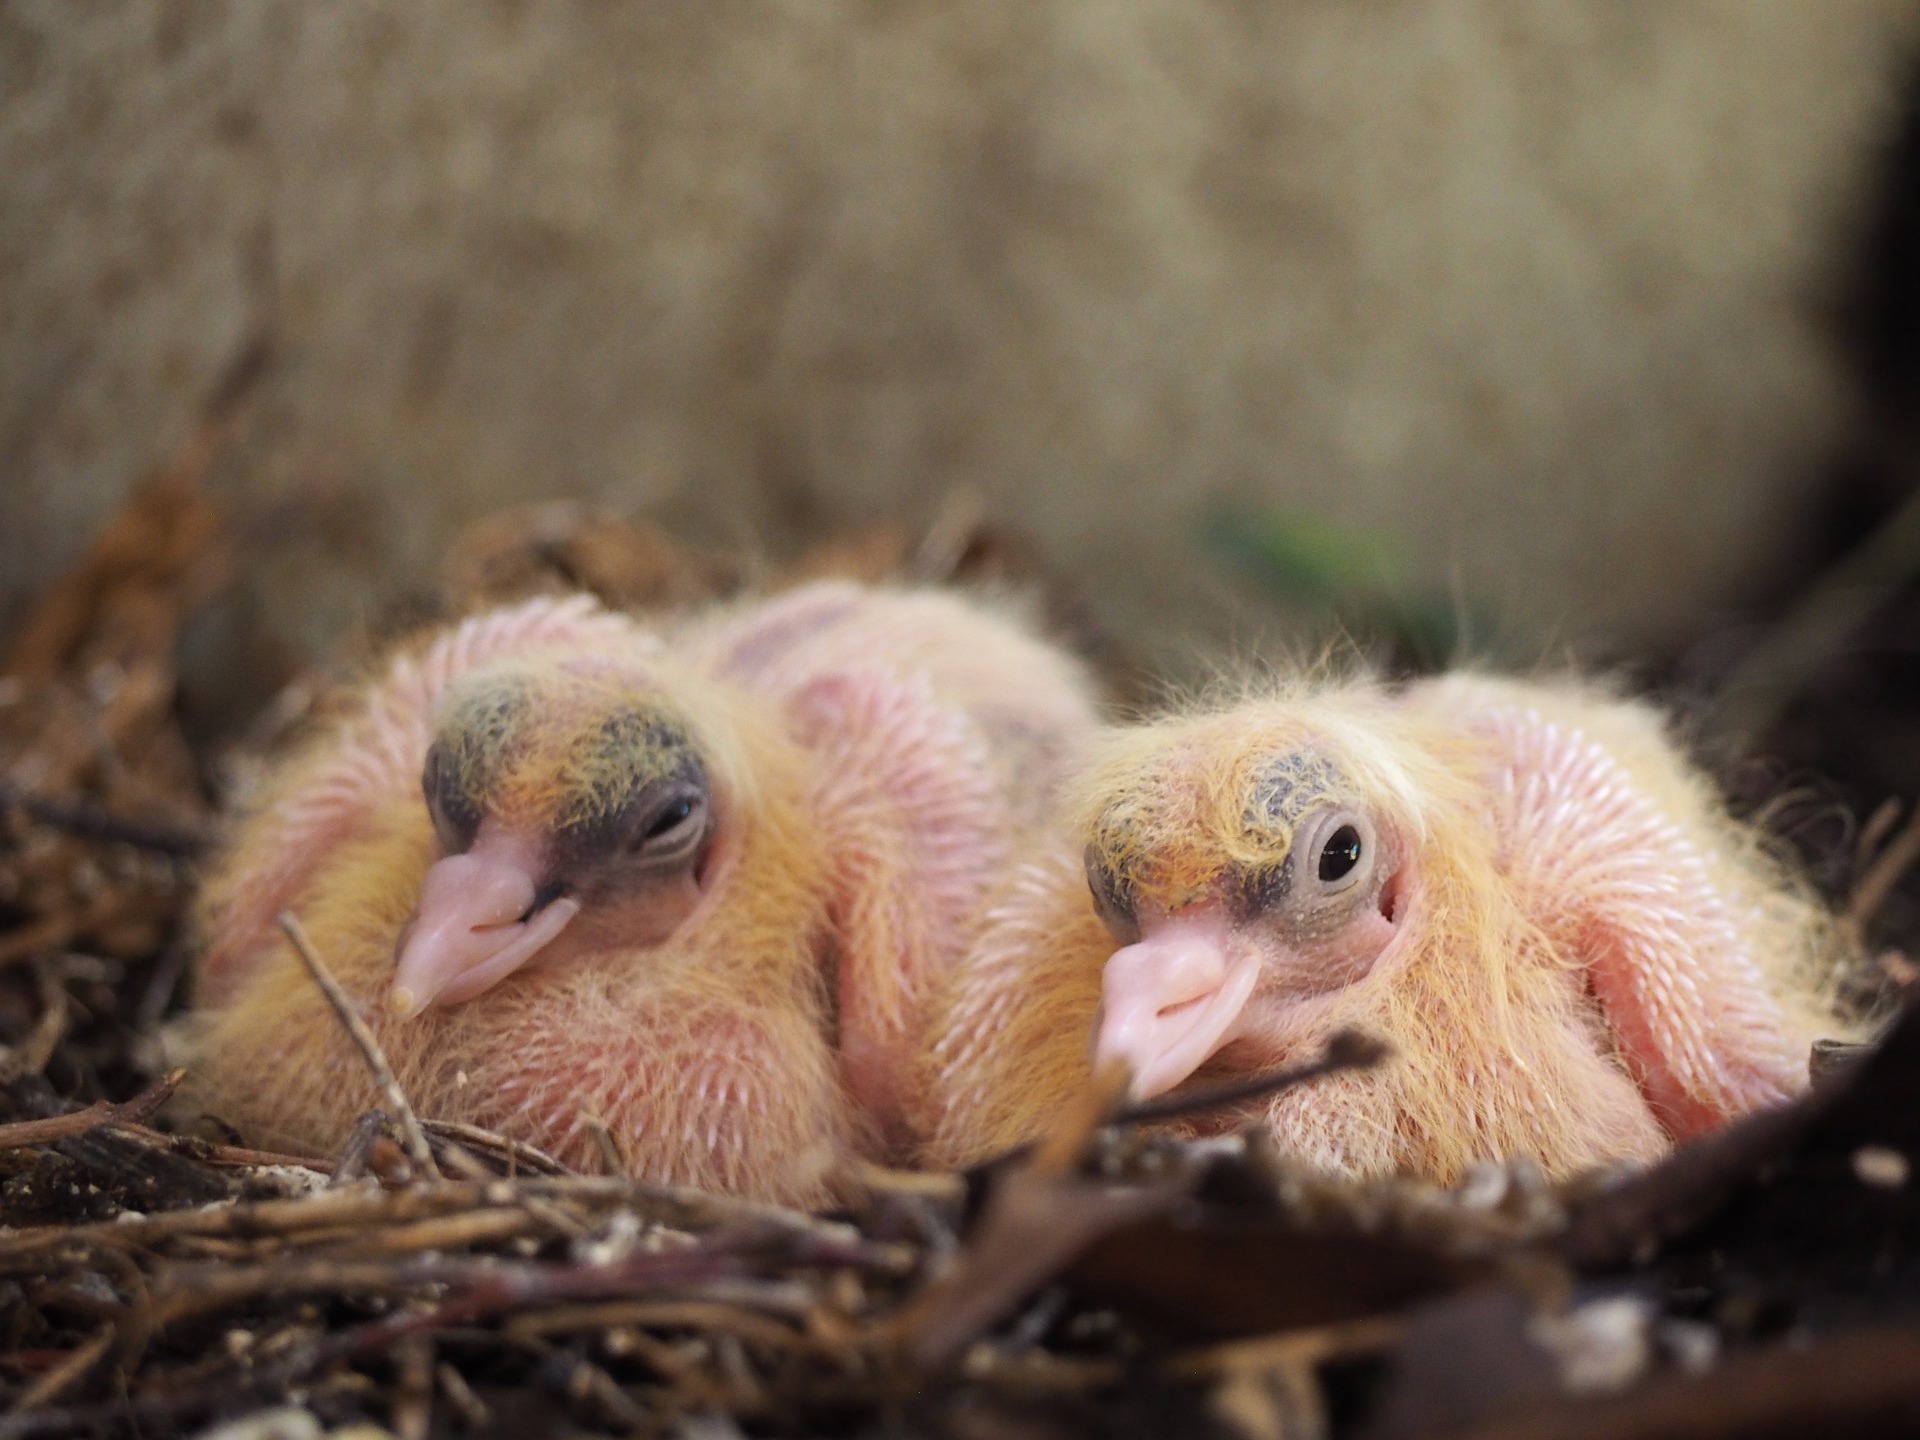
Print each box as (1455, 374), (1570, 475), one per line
(1317, 824), (1363, 882)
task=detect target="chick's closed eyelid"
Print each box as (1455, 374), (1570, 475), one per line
(645, 797), (693, 838)
(600, 764), (712, 868)
(633, 794), (708, 862)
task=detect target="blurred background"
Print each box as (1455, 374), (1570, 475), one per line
(10, 8), (1920, 1420)
(8, 1), (1920, 809)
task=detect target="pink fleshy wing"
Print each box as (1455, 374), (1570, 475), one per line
(1469, 704), (1801, 1137)
(788, 666), (1011, 1146)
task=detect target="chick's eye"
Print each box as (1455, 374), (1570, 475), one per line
(644, 797), (695, 840)
(630, 785), (708, 861)
(1317, 824), (1363, 882)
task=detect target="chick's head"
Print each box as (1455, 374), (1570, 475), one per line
(1073, 690), (1448, 1101)
(393, 655), (740, 1018)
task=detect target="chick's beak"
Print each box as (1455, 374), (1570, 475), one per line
(1092, 905), (1260, 1100)
(391, 825), (581, 1018)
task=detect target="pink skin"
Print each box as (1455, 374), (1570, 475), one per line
(1462, 699), (1805, 1133)
(391, 814), (733, 1018)
(1094, 908), (1258, 1099)
(1092, 868), (1409, 1102)
(391, 825), (582, 1017)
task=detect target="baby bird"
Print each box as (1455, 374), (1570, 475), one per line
(190, 580), (1098, 1203)
(924, 673), (1849, 1182)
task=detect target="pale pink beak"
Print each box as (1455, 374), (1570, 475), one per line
(391, 826), (581, 1018)
(1092, 906), (1262, 1100)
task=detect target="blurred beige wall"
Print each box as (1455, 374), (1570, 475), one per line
(3, 1), (1918, 681)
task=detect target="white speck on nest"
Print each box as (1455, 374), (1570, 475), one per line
(187, 1406), (324, 1440)
(576, 1207), (644, 1267)
(1852, 1145), (1909, 1189)
(1657, 1318), (1720, 1375)
(238, 1165), (334, 1198)
(1454, 1160), (1509, 1210)
(1529, 1296), (1653, 1396)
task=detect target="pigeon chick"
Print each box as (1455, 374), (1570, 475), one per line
(924, 673), (1851, 1182)
(190, 581), (1099, 1202)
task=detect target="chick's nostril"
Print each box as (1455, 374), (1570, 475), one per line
(1154, 993), (1209, 1023)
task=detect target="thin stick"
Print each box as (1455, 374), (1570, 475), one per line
(9, 963), (70, 1077)
(421, 1118), (570, 1177)
(3, 1326), (113, 1416)
(426, 1131), (499, 1183)
(1708, 456), (1920, 742)
(1167, 1314), (1403, 1379)
(116, 1125), (333, 1173)
(329, 1109), (391, 1188)
(1856, 796), (1904, 873)
(1114, 1029), (1389, 1126)
(392, 1333), (434, 1440)
(579, 1106), (629, 1176)
(1850, 802), (1920, 932)
(279, 911), (441, 1181)
(0, 1068), (184, 1150)
(0, 783), (210, 858)
(1035, 1061), (1131, 1173)
(435, 1363), (491, 1431)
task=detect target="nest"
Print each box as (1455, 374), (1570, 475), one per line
(2, 421), (1918, 1440)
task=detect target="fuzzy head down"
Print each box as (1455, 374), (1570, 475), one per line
(184, 600), (860, 1205)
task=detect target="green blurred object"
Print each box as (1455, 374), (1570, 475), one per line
(1201, 504), (1475, 673)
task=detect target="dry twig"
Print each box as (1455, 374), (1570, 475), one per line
(0, 1068), (183, 1150)
(278, 910), (440, 1181)
(1115, 1029), (1389, 1126)
(1849, 798), (1920, 931)
(3, 1328), (114, 1418)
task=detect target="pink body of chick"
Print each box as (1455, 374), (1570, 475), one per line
(924, 674), (1851, 1182)
(190, 581), (1098, 1203)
